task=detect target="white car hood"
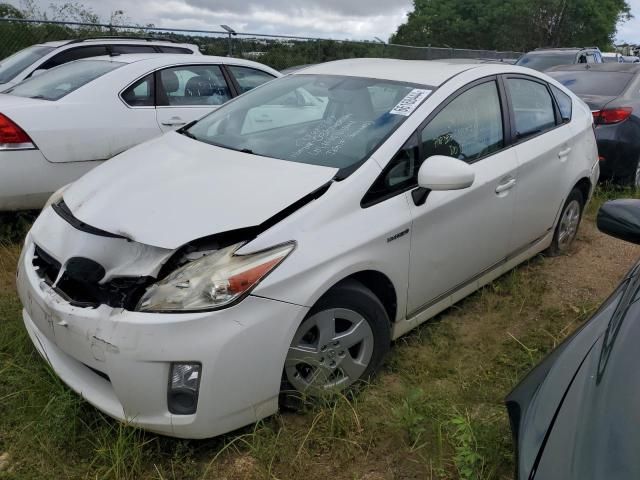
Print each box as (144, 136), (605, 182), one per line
(63, 132), (338, 249)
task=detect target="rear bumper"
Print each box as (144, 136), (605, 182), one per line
(595, 124), (640, 182)
(0, 150), (98, 211)
(18, 237), (309, 438)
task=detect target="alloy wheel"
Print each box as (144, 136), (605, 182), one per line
(557, 199), (581, 251)
(285, 308), (374, 394)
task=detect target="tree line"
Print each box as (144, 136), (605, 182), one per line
(391, 0), (632, 51)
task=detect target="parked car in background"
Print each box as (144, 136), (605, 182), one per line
(507, 198), (640, 480)
(0, 37), (201, 91)
(547, 63), (640, 186)
(17, 59), (598, 438)
(623, 55), (640, 63)
(0, 54), (279, 210)
(516, 47), (603, 71)
(602, 52), (624, 63)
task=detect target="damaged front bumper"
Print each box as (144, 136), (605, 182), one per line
(17, 208), (309, 439)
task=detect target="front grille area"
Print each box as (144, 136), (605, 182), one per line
(32, 244), (153, 309)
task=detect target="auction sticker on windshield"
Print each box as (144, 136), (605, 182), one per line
(389, 89), (432, 116)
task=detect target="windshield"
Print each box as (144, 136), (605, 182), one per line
(516, 53), (577, 71)
(0, 45), (55, 84)
(186, 74), (432, 171)
(5, 59), (124, 101)
(548, 71), (632, 97)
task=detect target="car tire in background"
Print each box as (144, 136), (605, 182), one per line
(280, 279), (390, 409)
(547, 188), (584, 256)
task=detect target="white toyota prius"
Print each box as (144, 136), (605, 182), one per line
(17, 59), (599, 439)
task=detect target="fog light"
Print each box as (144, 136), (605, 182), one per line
(168, 362), (201, 415)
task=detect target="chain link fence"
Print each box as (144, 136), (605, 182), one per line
(0, 18), (522, 71)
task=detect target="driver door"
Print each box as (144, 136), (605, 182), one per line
(404, 79), (519, 315)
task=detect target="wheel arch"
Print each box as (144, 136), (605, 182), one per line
(318, 270), (398, 326)
(573, 176), (592, 204)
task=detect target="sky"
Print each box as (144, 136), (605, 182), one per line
(5, 0), (640, 44)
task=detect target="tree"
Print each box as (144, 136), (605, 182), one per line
(0, 3), (24, 18)
(390, 0), (632, 51)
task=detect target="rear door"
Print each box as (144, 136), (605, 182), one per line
(504, 75), (573, 251)
(155, 64), (232, 132)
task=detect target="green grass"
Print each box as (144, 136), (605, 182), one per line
(0, 185), (637, 479)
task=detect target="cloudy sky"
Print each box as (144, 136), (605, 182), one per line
(6, 0), (640, 43)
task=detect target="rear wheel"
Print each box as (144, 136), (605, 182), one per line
(547, 188), (584, 256)
(281, 280), (390, 408)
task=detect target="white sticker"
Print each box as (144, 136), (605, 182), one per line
(389, 88), (432, 116)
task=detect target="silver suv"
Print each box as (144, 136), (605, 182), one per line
(0, 37), (201, 90)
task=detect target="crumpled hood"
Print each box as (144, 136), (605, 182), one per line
(64, 132), (338, 249)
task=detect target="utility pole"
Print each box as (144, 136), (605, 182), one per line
(220, 24), (236, 57)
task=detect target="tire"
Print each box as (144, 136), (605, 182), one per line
(547, 188), (584, 257)
(280, 279), (390, 409)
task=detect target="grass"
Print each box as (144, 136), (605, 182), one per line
(0, 185), (638, 479)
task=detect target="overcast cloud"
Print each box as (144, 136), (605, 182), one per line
(6, 0), (640, 44)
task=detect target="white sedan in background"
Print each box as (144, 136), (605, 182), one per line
(18, 59), (599, 438)
(0, 54), (279, 210)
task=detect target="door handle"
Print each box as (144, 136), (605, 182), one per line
(495, 178), (516, 194)
(558, 147), (572, 158)
(161, 117), (186, 127)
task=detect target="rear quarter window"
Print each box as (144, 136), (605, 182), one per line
(550, 85), (572, 122)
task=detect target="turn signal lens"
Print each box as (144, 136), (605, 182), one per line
(0, 113), (33, 148)
(593, 107), (633, 125)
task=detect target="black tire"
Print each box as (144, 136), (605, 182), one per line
(547, 188), (584, 257)
(280, 279), (390, 410)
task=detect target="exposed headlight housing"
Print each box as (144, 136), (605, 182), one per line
(136, 241), (295, 312)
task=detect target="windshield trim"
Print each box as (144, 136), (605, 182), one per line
(184, 74), (438, 180)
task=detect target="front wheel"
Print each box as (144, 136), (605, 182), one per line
(281, 280), (390, 407)
(547, 188), (584, 256)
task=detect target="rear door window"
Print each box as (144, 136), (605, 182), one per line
(550, 85), (572, 122)
(121, 73), (155, 107)
(506, 78), (556, 140)
(110, 45), (157, 54)
(157, 46), (194, 54)
(227, 65), (276, 93)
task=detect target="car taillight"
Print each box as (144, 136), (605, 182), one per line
(0, 113), (34, 149)
(592, 107), (633, 125)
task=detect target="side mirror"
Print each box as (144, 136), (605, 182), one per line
(417, 155), (475, 191)
(597, 199), (640, 244)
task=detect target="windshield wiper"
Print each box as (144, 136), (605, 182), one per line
(240, 148), (254, 154)
(180, 129), (197, 140)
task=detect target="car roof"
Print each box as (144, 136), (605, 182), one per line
(69, 54), (281, 76)
(602, 52), (621, 56)
(546, 63), (640, 73)
(526, 48), (597, 55)
(38, 38), (195, 48)
(293, 58), (488, 87)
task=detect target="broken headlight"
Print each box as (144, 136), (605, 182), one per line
(136, 242), (294, 312)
